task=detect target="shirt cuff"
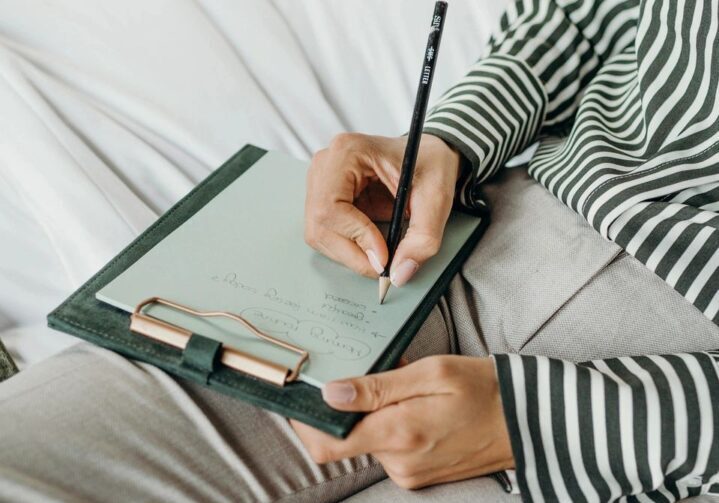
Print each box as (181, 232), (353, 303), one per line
(492, 351), (719, 502)
(423, 54), (546, 210)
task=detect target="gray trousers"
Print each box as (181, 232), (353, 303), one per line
(2, 169), (717, 503)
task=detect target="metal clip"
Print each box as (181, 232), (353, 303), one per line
(130, 297), (309, 386)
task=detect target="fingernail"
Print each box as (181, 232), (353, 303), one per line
(390, 259), (419, 287)
(366, 250), (385, 275)
(322, 382), (356, 405)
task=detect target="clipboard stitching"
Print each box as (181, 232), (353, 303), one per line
(49, 145), (345, 422)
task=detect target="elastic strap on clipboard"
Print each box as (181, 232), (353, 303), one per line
(129, 297), (309, 386)
(181, 334), (222, 384)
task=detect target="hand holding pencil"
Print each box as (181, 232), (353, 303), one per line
(378, 0), (447, 303)
(304, 2), (455, 301)
(304, 133), (459, 285)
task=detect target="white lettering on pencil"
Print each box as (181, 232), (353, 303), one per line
(431, 15), (441, 31)
(422, 65), (431, 84)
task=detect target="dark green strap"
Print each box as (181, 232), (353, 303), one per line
(181, 334), (221, 384)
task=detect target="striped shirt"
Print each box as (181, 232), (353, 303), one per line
(422, 0), (719, 500)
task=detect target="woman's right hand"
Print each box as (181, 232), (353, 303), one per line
(304, 133), (461, 286)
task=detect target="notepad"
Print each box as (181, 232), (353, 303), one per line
(97, 151), (482, 387)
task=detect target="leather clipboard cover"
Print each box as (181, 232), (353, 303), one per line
(47, 144), (489, 438)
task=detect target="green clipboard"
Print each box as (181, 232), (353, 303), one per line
(47, 144), (489, 438)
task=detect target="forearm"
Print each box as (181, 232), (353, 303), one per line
(423, 0), (638, 211)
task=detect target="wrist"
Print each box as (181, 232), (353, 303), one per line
(420, 133), (461, 185)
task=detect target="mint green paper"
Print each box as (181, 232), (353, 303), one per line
(97, 151), (482, 387)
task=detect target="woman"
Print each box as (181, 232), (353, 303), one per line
(0, 0), (716, 501)
(297, 0), (719, 500)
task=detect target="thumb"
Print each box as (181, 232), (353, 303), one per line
(321, 363), (429, 412)
(389, 230), (441, 286)
(389, 183), (452, 287)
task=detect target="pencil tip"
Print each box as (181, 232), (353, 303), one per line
(379, 277), (391, 304)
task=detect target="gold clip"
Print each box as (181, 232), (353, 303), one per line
(130, 297), (309, 386)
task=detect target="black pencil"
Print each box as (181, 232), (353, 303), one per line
(379, 0), (448, 304)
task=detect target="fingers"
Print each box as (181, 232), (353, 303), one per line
(305, 137), (392, 277)
(353, 180), (396, 222)
(332, 203), (389, 273)
(291, 404), (399, 463)
(309, 230), (378, 277)
(389, 184), (453, 286)
(321, 358), (444, 412)
(385, 134), (460, 287)
(306, 205), (388, 277)
(304, 132), (458, 284)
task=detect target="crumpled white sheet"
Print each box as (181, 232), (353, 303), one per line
(0, 0), (507, 367)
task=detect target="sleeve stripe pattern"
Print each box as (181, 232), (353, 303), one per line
(424, 56), (546, 209)
(493, 352), (719, 502)
(422, 0), (719, 327)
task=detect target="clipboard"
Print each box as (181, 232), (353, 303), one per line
(47, 144), (489, 438)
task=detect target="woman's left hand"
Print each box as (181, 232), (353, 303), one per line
(290, 355), (515, 489)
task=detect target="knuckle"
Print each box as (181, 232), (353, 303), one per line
(365, 376), (387, 410)
(303, 223), (320, 248)
(303, 231), (316, 249)
(399, 428), (425, 450)
(350, 219), (374, 243)
(307, 445), (327, 464)
(330, 132), (361, 150)
(388, 461), (418, 482)
(426, 356), (455, 381)
(308, 445), (331, 464)
(423, 234), (442, 257)
(393, 475), (421, 490)
(306, 202), (333, 224)
(310, 148), (327, 167)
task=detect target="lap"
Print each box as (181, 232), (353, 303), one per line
(0, 343), (377, 502)
(0, 307), (450, 503)
(446, 167), (719, 361)
(3, 167), (718, 502)
(3, 166), (717, 502)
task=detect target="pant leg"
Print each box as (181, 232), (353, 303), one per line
(0, 306), (451, 503)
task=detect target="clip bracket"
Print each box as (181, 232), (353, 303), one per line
(129, 297), (309, 386)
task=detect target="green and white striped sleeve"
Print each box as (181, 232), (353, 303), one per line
(493, 351), (719, 502)
(423, 0), (637, 210)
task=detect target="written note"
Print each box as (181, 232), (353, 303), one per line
(212, 272), (375, 359)
(97, 151), (482, 387)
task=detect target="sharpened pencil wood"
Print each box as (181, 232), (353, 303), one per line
(379, 277), (391, 304)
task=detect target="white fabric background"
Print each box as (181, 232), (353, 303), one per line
(0, 0), (509, 367)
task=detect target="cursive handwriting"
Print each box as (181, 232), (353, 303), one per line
(321, 303), (365, 321)
(324, 293), (366, 311)
(264, 288), (301, 312)
(305, 307), (368, 334)
(241, 307), (370, 361)
(241, 307), (298, 334)
(212, 272), (258, 294)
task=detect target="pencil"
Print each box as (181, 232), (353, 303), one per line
(379, 0), (448, 304)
